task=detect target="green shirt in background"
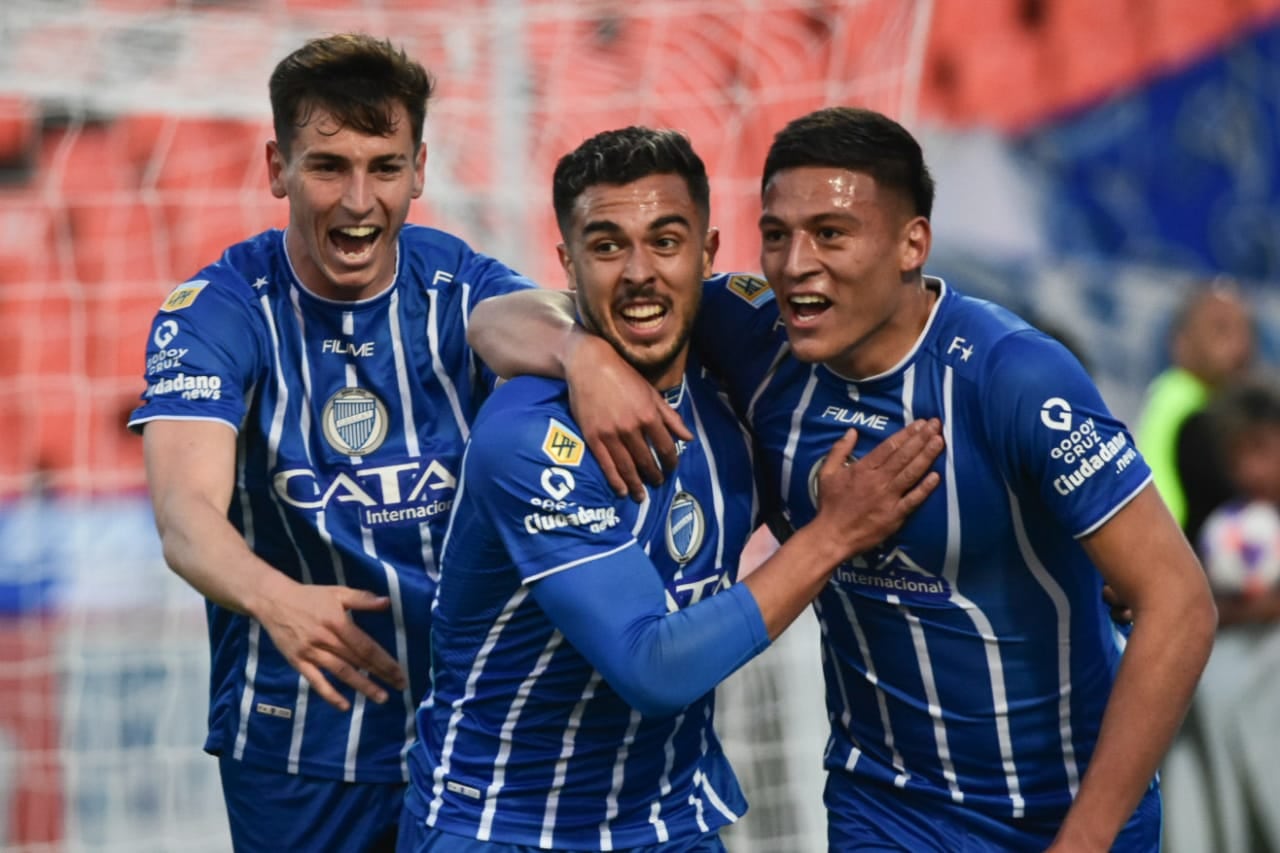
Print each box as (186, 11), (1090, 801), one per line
(1135, 367), (1210, 525)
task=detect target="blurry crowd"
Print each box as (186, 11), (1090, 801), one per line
(1135, 282), (1280, 853)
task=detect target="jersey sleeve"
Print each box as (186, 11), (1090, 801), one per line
(464, 402), (635, 581)
(693, 273), (788, 409)
(457, 251), (539, 392)
(127, 276), (265, 432)
(981, 329), (1152, 538)
(532, 545), (769, 718)
(463, 397), (770, 716)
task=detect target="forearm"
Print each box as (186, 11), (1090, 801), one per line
(155, 496), (293, 619)
(1055, 594), (1215, 849)
(534, 549), (769, 717)
(743, 521), (857, 639)
(468, 289), (578, 380)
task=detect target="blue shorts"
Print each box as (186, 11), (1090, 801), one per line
(825, 772), (1162, 852)
(396, 810), (727, 853)
(219, 755), (405, 852)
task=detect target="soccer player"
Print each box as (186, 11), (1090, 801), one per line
(470, 108), (1218, 851)
(129, 34), (541, 852)
(398, 126), (943, 852)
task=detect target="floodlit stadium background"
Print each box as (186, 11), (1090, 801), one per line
(2, 1), (1279, 850)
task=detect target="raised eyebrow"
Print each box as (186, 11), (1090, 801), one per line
(648, 213), (692, 233)
(581, 219), (623, 238)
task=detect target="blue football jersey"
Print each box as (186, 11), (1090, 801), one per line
(695, 274), (1153, 820)
(407, 363), (760, 849)
(128, 225), (535, 783)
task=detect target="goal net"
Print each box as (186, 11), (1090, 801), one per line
(0, 1), (932, 849)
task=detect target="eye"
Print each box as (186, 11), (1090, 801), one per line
(378, 162), (403, 175)
(591, 239), (620, 254)
(654, 236), (681, 251)
(760, 228), (785, 245)
(816, 227), (843, 241)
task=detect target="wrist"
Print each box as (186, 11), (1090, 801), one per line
(242, 566), (291, 622)
(793, 520), (861, 571)
(563, 328), (615, 380)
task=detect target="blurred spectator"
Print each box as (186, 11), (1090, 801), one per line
(1164, 373), (1280, 853)
(1136, 281), (1255, 527)
(1193, 375), (1280, 625)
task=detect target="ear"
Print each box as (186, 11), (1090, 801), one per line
(267, 140), (288, 199)
(701, 227), (720, 279)
(900, 215), (931, 276)
(556, 243), (577, 292)
(412, 141), (427, 199)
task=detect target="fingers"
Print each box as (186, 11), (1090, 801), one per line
(621, 428), (664, 497)
(336, 590), (408, 690)
(659, 402), (694, 443)
(864, 418), (942, 470)
(338, 623), (408, 691)
(298, 652), (393, 711)
(263, 588), (408, 711)
(586, 435), (631, 499)
(295, 661), (352, 712)
(820, 429), (861, 480)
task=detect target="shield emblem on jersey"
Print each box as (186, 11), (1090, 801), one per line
(322, 387), (389, 456)
(665, 491), (706, 564)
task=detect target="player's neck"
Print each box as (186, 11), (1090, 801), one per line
(826, 278), (939, 381)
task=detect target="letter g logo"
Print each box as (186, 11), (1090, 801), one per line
(153, 319), (179, 349)
(540, 467), (575, 501)
(1040, 397), (1072, 431)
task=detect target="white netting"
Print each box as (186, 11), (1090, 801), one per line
(0, 1), (932, 849)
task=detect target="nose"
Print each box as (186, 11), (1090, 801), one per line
(343, 171), (375, 216)
(621, 246), (656, 287)
(780, 233), (819, 281)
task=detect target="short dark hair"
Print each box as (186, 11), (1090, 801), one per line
(552, 127), (710, 236)
(1211, 375), (1280, 448)
(762, 106), (934, 219)
(269, 33), (434, 157)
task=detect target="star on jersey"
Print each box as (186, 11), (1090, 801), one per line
(252, 276), (269, 290)
(946, 336), (974, 362)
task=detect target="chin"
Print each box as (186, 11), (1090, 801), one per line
(787, 337), (831, 365)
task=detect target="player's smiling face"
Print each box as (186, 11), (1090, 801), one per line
(268, 102), (425, 301)
(759, 166), (931, 378)
(558, 173), (718, 389)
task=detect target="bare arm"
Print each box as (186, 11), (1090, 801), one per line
(746, 420), (944, 639)
(1049, 485), (1217, 851)
(469, 290), (692, 500)
(142, 419), (407, 710)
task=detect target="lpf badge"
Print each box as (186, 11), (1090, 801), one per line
(322, 387), (389, 456)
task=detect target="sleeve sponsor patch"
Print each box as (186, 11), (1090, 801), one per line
(160, 280), (209, 312)
(542, 418), (585, 467)
(727, 274), (771, 304)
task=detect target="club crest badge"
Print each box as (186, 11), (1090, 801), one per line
(322, 387), (389, 456)
(665, 491), (706, 564)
